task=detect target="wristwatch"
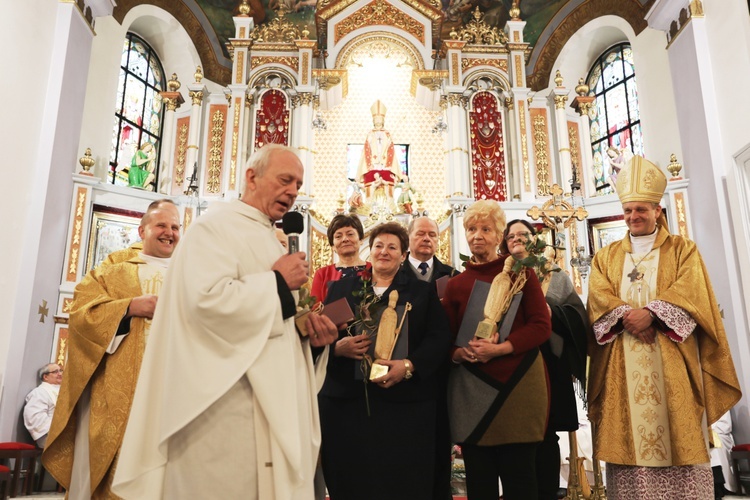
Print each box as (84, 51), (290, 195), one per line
(403, 359), (413, 380)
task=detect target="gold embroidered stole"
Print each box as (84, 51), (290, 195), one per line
(619, 251), (672, 466)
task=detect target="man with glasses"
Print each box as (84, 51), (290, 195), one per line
(43, 199), (181, 500)
(23, 363), (63, 448)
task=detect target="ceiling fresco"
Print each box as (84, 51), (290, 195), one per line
(114, 0), (653, 89)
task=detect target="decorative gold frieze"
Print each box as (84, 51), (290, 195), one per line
(451, 7), (508, 46)
(518, 100), (530, 191)
(184, 207), (194, 232)
(674, 192), (690, 239)
(250, 7), (302, 43)
(514, 54), (523, 87)
(436, 227), (452, 265)
(66, 187), (87, 282)
(230, 97), (241, 190)
(174, 119), (189, 186)
(301, 52), (309, 85)
(235, 51), (245, 84)
(531, 110), (551, 196)
(334, 0), (425, 44)
(250, 55), (299, 72)
(206, 106), (226, 194)
(55, 327), (68, 368)
(451, 53), (459, 85)
(411, 69), (447, 95)
(461, 57), (508, 73)
(568, 122), (582, 195)
(311, 227), (333, 273)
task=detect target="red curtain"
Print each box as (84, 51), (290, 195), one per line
(469, 91), (507, 201)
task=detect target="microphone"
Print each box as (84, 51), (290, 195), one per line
(282, 211), (304, 254)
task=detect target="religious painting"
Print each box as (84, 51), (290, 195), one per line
(85, 206), (144, 272)
(588, 215), (628, 253)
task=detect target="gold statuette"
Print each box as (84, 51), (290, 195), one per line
(475, 258), (514, 339)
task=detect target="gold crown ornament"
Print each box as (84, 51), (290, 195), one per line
(615, 155), (667, 204)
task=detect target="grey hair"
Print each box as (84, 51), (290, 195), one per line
(407, 216), (438, 235)
(241, 144), (300, 194)
(38, 363), (57, 382)
(463, 200), (507, 237)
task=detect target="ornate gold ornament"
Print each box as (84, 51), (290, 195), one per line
(230, 97), (241, 190)
(235, 51), (245, 84)
(509, 0), (521, 20)
(189, 90), (205, 106)
(527, 184), (588, 231)
(554, 95), (568, 109)
(194, 65), (203, 83)
(568, 124), (582, 193)
(239, 0), (251, 16)
(167, 73), (181, 92)
(67, 188), (87, 282)
(461, 57), (508, 73)
(336, 33), (423, 70)
(533, 115), (550, 196)
(311, 227), (333, 271)
(554, 69), (564, 87)
(451, 7), (508, 45)
(667, 153), (683, 179)
(514, 54), (523, 87)
(674, 192), (689, 239)
(250, 55), (299, 72)
(79, 148), (95, 175)
(298, 92), (315, 106)
(175, 122), (188, 185)
(443, 93), (469, 108)
(301, 52), (309, 85)
(575, 78), (589, 96)
(518, 100), (530, 191)
(436, 227), (452, 265)
(334, 0), (425, 44)
(250, 7), (302, 43)
(207, 108), (226, 194)
(451, 53), (459, 85)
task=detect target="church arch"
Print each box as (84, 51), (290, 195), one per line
(335, 31), (425, 71)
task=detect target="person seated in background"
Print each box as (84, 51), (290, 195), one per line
(24, 363), (63, 448)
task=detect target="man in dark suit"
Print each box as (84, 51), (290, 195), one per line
(401, 216), (458, 499)
(402, 217), (459, 284)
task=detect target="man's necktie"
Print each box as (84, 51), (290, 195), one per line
(418, 262), (429, 276)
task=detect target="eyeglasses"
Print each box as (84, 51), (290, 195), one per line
(45, 369), (63, 375)
(505, 232), (531, 242)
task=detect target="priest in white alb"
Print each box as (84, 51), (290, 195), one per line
(112, 144), (338, 499)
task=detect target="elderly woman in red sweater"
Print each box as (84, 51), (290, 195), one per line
(442, 200), (551, 500)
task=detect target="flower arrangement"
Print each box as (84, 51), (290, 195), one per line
(509, 235), (562, 282)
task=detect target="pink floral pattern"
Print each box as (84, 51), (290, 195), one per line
(594, 304), (631, 344)
(606, 463), (713, 499)
(647, 300), (696, 343)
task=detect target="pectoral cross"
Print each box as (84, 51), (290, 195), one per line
(627, 267), (641, 282)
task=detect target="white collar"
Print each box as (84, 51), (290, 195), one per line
(408, 255), (434, 270)
(629, 229), (657, 254)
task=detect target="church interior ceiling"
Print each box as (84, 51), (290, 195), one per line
(114, 0), (653, 90)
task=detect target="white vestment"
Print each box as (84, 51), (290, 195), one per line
(112, 200), (328, 500)
(24, 382), (59, 445)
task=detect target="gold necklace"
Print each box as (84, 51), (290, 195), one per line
(627, 249), (655, 282)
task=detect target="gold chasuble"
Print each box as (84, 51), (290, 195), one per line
(587, 226), (741, 466)
(43, 256), (164, 498)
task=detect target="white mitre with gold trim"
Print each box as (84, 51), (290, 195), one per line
(371, 100), (387, 120)
(615, 155), (667, 204)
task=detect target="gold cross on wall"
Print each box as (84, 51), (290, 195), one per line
(526, 184), (588, 230)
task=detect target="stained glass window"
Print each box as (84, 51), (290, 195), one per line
(109, 33), (165, 189)
(586, 43), (643, 195)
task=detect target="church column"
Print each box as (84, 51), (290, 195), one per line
(185, 68), (207, 188)
(159, 74), (184, 195)
(0, 1), (104, 439)
(549, 71), (572, 191)
(506, 5), (535, 202)
(570, 79), (596, 197)
(441, 38), (471, 200)
(226, 6), (254, 197)
(294, 36), (317, 194)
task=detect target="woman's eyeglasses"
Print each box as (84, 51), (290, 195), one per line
(505, 232), (531, 242)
